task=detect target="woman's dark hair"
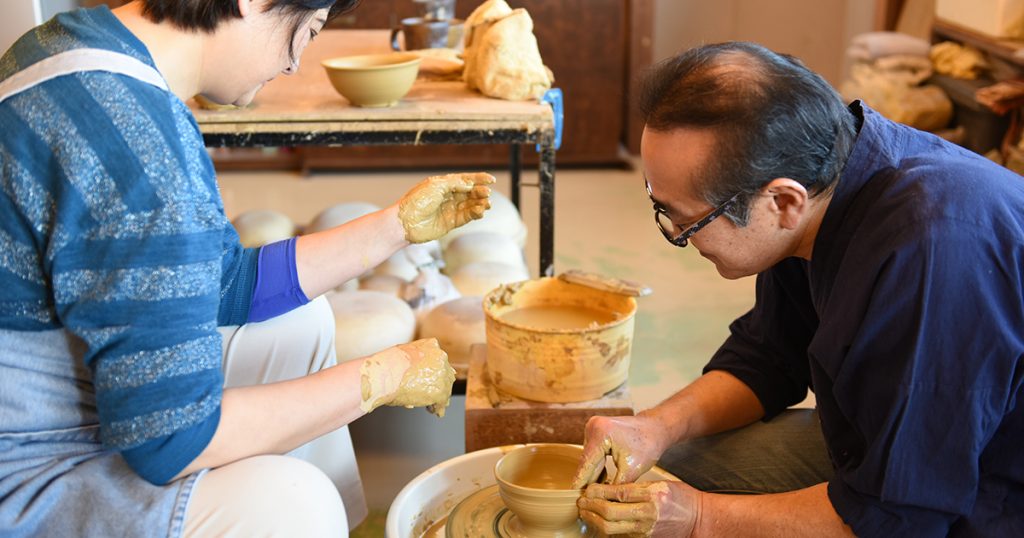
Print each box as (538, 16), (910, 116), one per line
(141, 1), (360, 61)
(639, 41), (857, 226)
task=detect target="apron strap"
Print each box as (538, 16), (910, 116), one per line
(0, 48), (169, 105)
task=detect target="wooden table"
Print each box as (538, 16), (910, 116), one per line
(191, 30), (559, 276)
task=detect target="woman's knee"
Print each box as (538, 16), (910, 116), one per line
(221, 296), (338, 386)
(184, 455), (348, 537)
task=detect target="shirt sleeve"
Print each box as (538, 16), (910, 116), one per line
(824, 225), (1023, 536)
(216, 221), (259, 326)
(704, 258), (817, 418)
(247, 237), (310, 323)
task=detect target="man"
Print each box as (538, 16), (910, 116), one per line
(572, 41), (1024, 537)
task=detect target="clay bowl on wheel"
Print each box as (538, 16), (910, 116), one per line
(321, 53), (421, 107)
(494, 444), (590, 537)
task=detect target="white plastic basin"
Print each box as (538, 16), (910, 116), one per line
(386, 444), (678, 538)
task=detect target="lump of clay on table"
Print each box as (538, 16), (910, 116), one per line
(463, 0), (514, 85)
(464, 0), (553, 101)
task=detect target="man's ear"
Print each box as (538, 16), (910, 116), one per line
(238, 0), (252, 18)
(761, 178), (808, 230)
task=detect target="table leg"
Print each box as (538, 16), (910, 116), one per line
(539, 142), (556, 277)
(509, 144), (521, 210)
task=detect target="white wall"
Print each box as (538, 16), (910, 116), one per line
(652, 0), (877, 86)
(41, 0), (78, 20)
(1, 0), (42, 54)
(1, 0), (82, 54)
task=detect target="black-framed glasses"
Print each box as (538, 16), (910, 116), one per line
(645, 177), (741, 248)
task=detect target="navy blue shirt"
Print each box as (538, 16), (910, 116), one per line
(706, 102), (1024, 537)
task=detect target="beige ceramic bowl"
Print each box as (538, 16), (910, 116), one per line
(321, 53), (421, 107)
(494, 444), (587, 536)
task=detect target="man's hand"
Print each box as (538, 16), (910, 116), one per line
(572, 414), (670, 489)
(578, 481), (702, 538)
(359, 338), (456, 417)
(397, 172), (495, 243)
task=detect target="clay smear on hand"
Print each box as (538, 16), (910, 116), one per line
(578, 481), (669, 536)
(359, 347), (411, 412)
(398, 172), (495, 244)
(360, 339), (456, 417)
(390, 339), (457, 417)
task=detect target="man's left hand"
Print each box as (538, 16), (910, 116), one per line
(577, 480), (702, 537)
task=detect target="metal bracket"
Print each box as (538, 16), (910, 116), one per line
(537, 88), (564, 152)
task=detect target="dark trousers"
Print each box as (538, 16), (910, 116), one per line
(657, 409), (834, 494)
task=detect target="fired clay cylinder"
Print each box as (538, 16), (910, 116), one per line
(483, 278), (636, 403)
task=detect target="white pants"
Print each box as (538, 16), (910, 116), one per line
(182, 296), (367, 537)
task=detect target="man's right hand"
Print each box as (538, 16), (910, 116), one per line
(571, 413), (671, 489)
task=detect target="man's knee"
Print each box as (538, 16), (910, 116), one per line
(186, 455), (348, 537)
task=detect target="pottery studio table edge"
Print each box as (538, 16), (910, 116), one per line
(190, 48), (560, 277)
(195, 108), (559, 277)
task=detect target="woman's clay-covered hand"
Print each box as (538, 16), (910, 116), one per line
(398, 172), (495, 243)
(577, 480), (702, 537)
(359, 338), (456, 417)
(571, 413), (669, 489)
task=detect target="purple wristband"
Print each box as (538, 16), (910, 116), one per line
(247, 237), (309, 323)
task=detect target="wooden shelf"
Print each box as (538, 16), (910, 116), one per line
(206, 147), (303, 171)
(933, 18), (1024, 68)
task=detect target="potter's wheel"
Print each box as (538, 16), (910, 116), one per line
(387, 445), (679, 538)
(443, 485), (595, 538)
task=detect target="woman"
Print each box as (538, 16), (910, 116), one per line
(0, 1), (493, 536)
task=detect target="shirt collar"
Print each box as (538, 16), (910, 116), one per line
(813, 101), (905, 260)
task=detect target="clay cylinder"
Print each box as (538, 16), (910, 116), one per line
(483, 277), (636, 403)
(494, 444), (585, 534)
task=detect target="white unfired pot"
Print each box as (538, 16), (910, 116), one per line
(327, 290), (416, 362)
(232, 209), (295, 248)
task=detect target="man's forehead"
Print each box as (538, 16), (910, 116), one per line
(641, 127), (718, 202)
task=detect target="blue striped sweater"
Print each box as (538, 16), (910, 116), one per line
(0, 7), (258, 484)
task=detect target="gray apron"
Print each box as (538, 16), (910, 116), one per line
(0, 49), (200, 538)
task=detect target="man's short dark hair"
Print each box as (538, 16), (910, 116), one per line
(639, 41), (857, 226)
(141, 1), (359, 61)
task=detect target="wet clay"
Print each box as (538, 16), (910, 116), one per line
(359, 339), (456, 417)
(499, 305), (617, 331)
(398, 173), (494, 244)
(463, 0), (553, 100)
(359, 347), (409, 413)
(421, 517), (447, 538)
(501, 452), (577, 489)
(495, 445), (592, 537)
(390, 339), (457, 418)
(442, 485), (593, 538)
